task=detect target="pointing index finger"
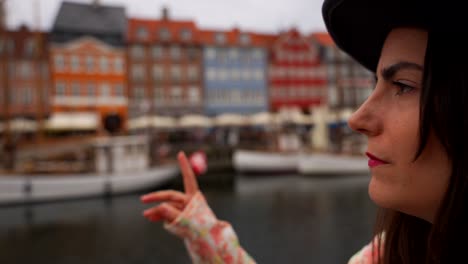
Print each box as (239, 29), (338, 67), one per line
(178, 151), (199, 196)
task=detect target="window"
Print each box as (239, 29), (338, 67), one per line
(252, 49), (264, 60)
(114, 58), (124, 73)
(206, 48), (217, 60)
(159, 28), (171, 40)
(187, 47), (198, 60)
(151, 45), (163, 59)
(87, 83), (96, 96)
(100, 56), (109, 73)
(187, 65), (198, 81)
(180, 29), (192, 41)
(134, 86), (145, 99)
(0, 38), (4, 54)
(231, 69), (240, 81)
(86, 56), (94, 72)
(154, 87), (164, 103)
(241, 69), (251, 80)
(41, 62), (49, 79)
(132, 64), (145, 81)
(71, 55), (80, 72)
(228, 48), (239, 60)
(218, 69), (228, 81)
(152, 65), (164, 81)
(215, 33), (226, 45)
(254, 69), (264, 81)
(131, 45), (145, 59)
(23, 87), (33, 104)
(239, 33), (250, 45)
(54, 55), (65, 72)
(24, 38), (35, 57)
(55, 82), (66, 96)
(188, 86), (200, 104)
(170, 86), (182, 103)
(115, 83), (124, 96)
(19, 62), (32, 78)
(6, 39), (15, 54)
(100, 83), (111, 97)
(72, 82), (80, 96)
(137, 26), (149, 40)
(170, 66), (182, 82)
(206, 68), (216, 81)
(170, 46), (181, 60)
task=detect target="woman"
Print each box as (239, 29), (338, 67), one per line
(141, 0), (468, 263)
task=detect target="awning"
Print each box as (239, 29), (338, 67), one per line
(0, 118), (38, 133)
(214, 113), (248, 126)
(178, 114), (213, 128)
(45, 112), (98, 131)
(128, 115), (176, 130)
(248, 112), (279, 126)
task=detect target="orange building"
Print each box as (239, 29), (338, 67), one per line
(50, 37), (127, 132)
(50, 1), (127, 133)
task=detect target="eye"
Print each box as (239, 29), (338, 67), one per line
(392, 81), (415, 95)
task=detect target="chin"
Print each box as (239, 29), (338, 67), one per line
(368, 175), (399, 210)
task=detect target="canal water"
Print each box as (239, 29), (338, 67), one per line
(0, 174), (376, 264)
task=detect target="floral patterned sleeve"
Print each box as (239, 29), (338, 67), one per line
(164, 191), (256, 264)
(347, 235), (384, 264)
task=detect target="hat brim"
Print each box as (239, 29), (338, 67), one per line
(322, 0), (429, 72)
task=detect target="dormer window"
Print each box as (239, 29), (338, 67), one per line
(239, 33), (250, 45)
(214, 33), (226, 45)
(180, 29), (192, 41)
(159, 28), (171, 41)
(136, 26), (149, 40)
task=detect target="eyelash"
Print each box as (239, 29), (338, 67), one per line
(392, 81), (415, 95)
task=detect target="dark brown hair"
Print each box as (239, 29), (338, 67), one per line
(373, 27), (468, 263)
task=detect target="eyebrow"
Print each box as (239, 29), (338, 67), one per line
(377, 61), (424, 81)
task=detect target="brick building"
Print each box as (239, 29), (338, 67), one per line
(127, 8), (203, 117)
(0, 25), (50, 122)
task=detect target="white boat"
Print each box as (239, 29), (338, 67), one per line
(0, 165), (179, 205)
(298, 154), (369, 176)
(233, 149), (301, 173)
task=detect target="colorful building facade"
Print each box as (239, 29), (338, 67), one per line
(201, 29), (272, 115)
(127, 9), (203, 117)
(0, 25), (50, 121)
(50, 1), (127, 133)
(269, 29), (327, 113)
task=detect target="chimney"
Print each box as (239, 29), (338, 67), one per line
(93, 0), (100, 8)
(0, 0), (5, 30)
(162, 6), (169, 20)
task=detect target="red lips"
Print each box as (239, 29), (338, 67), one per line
(366, 152), (389, 168)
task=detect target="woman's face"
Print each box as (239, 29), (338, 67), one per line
(348, 28), (451, 222)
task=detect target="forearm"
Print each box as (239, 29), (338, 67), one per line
(164, 192), (255, 264)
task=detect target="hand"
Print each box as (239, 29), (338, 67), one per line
(141, 151), (200, 223)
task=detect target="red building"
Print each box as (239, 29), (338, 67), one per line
(268, 29), (327, 113)
(0, 25), (50, 121)
(127, 8), (204, 117)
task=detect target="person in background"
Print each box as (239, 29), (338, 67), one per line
(141, 0), (468, 262)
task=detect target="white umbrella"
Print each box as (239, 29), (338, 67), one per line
(178, 114), (213, 128)
(151, 116), (176, 128)
(128, 116), (151, 130)
(214, 113), (248, 126)
(248, 112), (278, 126)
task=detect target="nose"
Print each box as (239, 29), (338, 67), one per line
(347, 89), (383, 137)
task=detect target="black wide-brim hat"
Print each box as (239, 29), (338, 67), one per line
(322, 0), (451, 72)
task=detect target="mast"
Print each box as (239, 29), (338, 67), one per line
(0, 0), (13, 171)
(34, 0), (44, 142)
